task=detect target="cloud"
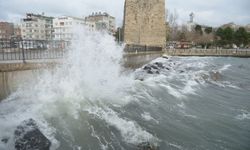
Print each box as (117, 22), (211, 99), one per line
(0, 0), (249, 27)
(0, 0), (125, 25)
(167, 0), (250, 26)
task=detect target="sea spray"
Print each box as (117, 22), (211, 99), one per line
(0, 26), (158, 149)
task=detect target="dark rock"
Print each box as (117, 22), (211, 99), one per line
(15, 119), (51, 150)
(179, 70), (185, 73)
(147, 70), (154, 74)
(143, 66), (152, 71)
(162, 56), (168, 59)
(155, 71), (160, 74)
(210, 71), (222, 81)
(137, 142), (159, 150)
(151, 65), (158, 70)
(1, 138), (9, 144)
(201, 74), (209, 80)
(165, 67), (170, 70)
(155, 62), (164, 69)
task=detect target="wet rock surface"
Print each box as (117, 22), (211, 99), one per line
(142, 61), (173, 75)
(135, 56), (183, 81)
(210, 71), (222, 81)
(14, 119), (51, 150)
(138, 56), (224, 87)
(137, 142), (159, 150)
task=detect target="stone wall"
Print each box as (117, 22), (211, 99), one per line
(123, 0), (166, 47)
(164, 49), (250, 57)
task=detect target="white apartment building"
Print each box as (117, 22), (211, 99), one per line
(20, 13), (53, 40)
(85, 12), (116, 34)
(85, 21), (96, 32)
(53, 16), (85, 41)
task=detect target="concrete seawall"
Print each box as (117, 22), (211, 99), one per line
(0, 70), (45, 100)
(0, 52), (163, 101)
(0, 60), (62, 100)
(164, 49), (250, 57)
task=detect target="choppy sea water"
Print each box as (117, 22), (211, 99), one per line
(0, 28), (250, 150)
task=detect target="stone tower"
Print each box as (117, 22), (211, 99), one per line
(123, 0), (166, 47)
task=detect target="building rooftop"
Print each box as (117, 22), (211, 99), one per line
(55, 16), (84, 21)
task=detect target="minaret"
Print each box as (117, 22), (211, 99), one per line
(123, 0), (166, 47)
(189, 12), (194, 23)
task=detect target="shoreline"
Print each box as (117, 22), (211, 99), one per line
(164, 49), (250, 58)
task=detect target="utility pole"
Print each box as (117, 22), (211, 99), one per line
(118, 28), (121, 44)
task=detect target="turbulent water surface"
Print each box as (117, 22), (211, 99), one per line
(0, 29), (250, 150)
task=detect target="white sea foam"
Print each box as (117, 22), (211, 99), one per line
(141, 112), (159, 124)
(86, 107), (158, 144)
(177, 102), (186, 109)
(236, 111), (250, 120)
(139, 57), (211, 99)
(219, 64), (232, 72)
(181, 80), (199, 95)
(161, 84), (184, 99)
(168, 142), (183, 149)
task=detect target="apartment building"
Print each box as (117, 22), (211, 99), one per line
(85, 12), (116, 34)
(20, 13), (53, 40)
(53, 16), (85, 40)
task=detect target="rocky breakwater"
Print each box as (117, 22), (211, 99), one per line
(135, 56), (224, 84)
(135, 56), (184, 80)
(1, 119), (51, 150)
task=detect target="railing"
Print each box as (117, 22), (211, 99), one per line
(164, 48), (250, 57)
(0, 39), (70, 62)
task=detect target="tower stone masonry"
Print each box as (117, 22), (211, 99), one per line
(123, 0), (166, 47)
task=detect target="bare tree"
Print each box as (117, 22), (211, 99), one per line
(167, 9), (179, 41)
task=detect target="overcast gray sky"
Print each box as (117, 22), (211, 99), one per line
(0, 0), (250, 27)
